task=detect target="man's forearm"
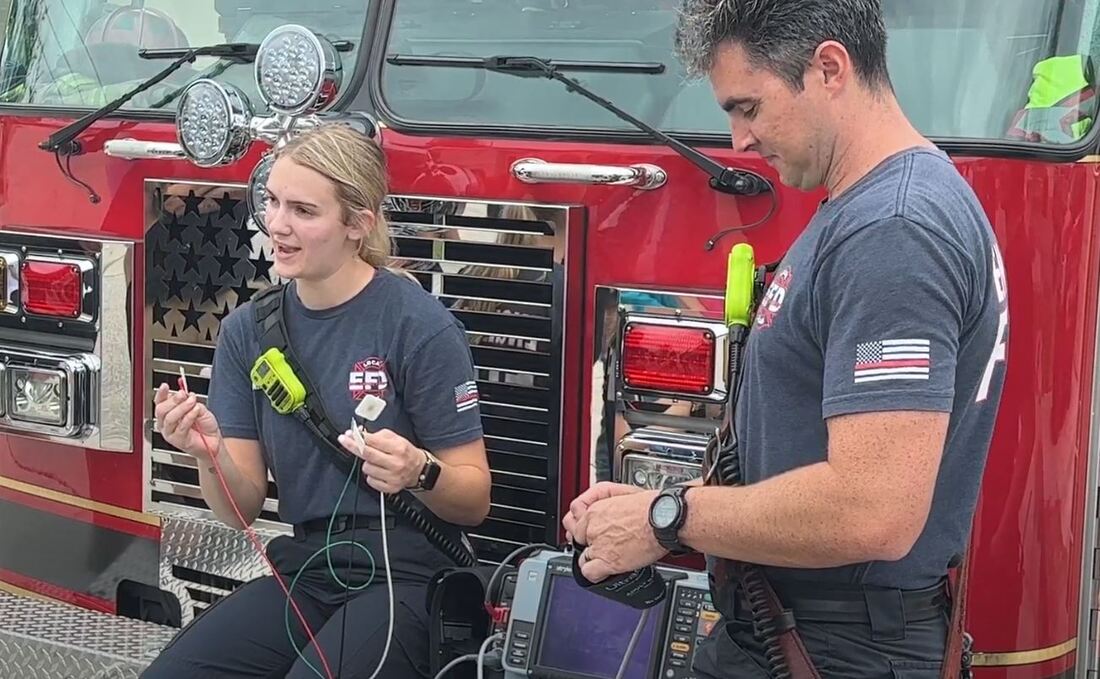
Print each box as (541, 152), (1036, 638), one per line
(413, 459), (490, 526)
(680, 462), (914, 567)
(197, 441), (267, 529)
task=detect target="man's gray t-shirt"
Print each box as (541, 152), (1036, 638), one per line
(207, 269), (484, 573)
(730, 147), (1009, 591)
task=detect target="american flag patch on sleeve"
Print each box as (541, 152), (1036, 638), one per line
(853, 339), (930, 383)
(454, 381), (480, 413)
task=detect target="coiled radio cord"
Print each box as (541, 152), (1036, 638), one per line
(708, 324), (793, 679)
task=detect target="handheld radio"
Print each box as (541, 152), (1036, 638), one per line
(250, 347), (308, 415)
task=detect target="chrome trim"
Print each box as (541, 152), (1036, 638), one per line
(21, 254), (96, 323)
(97, 240), (134, 452)
(619, 313), (729, 402)
(591, 285), (725, 487)
(1078, 255), (1100, 675)
(104, 139), (186, 161)
(248, 113), (296, 146)
(0, 250), (19, 314)
(615, 427), (709, 489)
(247, 153), (275, 233)
(255, 25), (343, 116)
(0, 232), (133, 452)
(0, 349), (96, 438)
(512, 158), (667, 190)
(176, 80), (254, 168)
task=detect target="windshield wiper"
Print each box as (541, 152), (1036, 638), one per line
(386, 54), (774, 197)
(139, 39), (353, 61)
(39, 42), (266, 155)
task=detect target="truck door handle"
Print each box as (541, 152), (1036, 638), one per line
(511, 157), (667, 190)
(105, 139), (186, 160)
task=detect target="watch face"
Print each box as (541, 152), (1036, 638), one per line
(651, 495), (679, 529)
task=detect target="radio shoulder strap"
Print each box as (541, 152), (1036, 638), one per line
(251, 284), (353, 471)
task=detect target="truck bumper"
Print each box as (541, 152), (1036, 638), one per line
(0, 589), (176, 678)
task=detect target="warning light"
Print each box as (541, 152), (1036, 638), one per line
(621, 323), (716, 395)
(21, 258), (88, 319)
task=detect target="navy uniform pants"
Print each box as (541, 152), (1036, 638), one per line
(142, 521), (434, 679)
(692, 580), (951, 679)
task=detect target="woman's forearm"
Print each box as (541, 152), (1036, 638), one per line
(413, 457), (491, 526)
(197, 439), (268, 529)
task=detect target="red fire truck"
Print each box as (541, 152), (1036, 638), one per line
(0, 1), (1094, 678)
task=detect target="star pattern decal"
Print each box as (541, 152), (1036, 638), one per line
(180, 247), (203, 280)
(214, 246), (239, 280)
(213, 300), (233, 325)
(165, 213), (189, 251)
(249, 255), (274, 283)
(180, 300), (205, 334)
(228, 221), (255, 254)
(198, 215), (223, 253)
(164, 271), (188, 305)
(214, 192), (239, 221)
(198, 272), (223, 307)
(146, 184), (271, 347)
(231, 281), (257, 305)
(182, 190), (205, 217)
(152, 302), (172, 329)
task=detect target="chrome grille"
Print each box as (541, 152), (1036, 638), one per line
(145, 185), (568, 572)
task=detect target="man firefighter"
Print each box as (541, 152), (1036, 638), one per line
(563, 0), (1010, 676)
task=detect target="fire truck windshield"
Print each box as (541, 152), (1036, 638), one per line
(0, 0), (370, 113)
(381, 0), (1100, 146)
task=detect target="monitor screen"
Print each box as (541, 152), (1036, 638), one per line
(536, 573), (667, 679)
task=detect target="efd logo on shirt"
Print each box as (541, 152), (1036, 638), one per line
(754, 267), (793, 329)
(349, 357), (389, 399)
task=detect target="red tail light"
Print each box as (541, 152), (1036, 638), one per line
(21, 260), (83, 318)
(621, 322), (716, 395)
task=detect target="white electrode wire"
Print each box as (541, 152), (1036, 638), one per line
(364, 492), (394, 679)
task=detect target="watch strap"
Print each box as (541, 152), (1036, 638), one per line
(651, 485), (691, 555)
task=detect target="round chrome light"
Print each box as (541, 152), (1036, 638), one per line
(255, 25), (342, 116)
(247, 153), (275, 234)
(176, 79), (253, 167)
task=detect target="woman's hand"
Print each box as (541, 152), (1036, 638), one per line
(339, 427), (426, 494)
(153, 383), (221, 461)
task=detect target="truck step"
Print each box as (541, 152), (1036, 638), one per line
(0, 589), (178, 678)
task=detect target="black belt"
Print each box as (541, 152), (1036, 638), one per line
(731, 579), (949, 640)
(292, 514), (396, 540)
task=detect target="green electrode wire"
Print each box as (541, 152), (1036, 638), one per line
(285, 462), (376, 679)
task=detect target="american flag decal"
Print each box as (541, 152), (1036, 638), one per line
(854, 339), (931, 383)
(454, 380), (479, 413)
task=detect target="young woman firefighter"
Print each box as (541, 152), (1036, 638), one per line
(145, 123), (492, 679)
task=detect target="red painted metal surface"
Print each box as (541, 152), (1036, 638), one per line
(380, 129), (1099, 671)
(0, 109), (1093, 673)
(0, 567), (114, 614)
(0, 114), (269, 515)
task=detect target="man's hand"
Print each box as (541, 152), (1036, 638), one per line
(562, 481), (645, 541)
(569, 487), (668, 583)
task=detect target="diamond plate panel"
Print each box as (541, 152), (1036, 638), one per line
(158, 513), (287, 626)
(0, 590), (175, 678)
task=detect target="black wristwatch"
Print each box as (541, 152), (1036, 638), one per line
(649, 485), (692, 555)
(413, 449), (442, 491)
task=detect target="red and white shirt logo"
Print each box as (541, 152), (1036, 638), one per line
(754, 267), (793, 329)
(349, 357), (389, 400)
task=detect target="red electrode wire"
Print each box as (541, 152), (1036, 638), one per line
(177, 372), (336, 679)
